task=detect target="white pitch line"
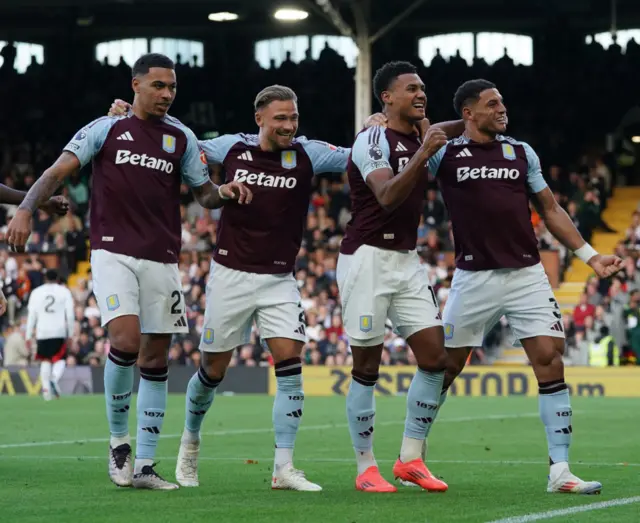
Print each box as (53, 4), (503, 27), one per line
(0, 411), (542, 450)
(485, 496), (640, 523)
(0, 455), (638, 469)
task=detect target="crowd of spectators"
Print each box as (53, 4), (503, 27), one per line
(559, 213), (640, 367)
(0, 35), (637, 367)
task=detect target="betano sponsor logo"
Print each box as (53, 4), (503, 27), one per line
(273, 366), (640, 397)
(457, 166), (520, 182)
(233, 168), (297, 188)
(115, 150), (174, 174)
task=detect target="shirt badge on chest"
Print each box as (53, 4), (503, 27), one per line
(163, 134), (176, 154)
(281, 150), (297, 169)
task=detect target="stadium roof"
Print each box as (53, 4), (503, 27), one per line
(0, 0), (639, 40)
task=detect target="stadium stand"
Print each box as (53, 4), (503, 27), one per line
(0, 2), (639, 370)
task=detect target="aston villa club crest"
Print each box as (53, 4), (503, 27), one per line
(163, 134), (176, 154)
(203, 328), (214, 344)
(359, 315), (372, 333)
(281, 150), (297, 169)
(502, 143), (516, 161)
(444, 323), (454, 340)
(106, 294), (120, 311)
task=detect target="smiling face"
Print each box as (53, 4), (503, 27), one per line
(382, 73), (427, 123)
(255, 99), (299, 150)
(463, 88), (508, 136)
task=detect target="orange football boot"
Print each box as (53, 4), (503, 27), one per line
(393, 458), (448, 492)
(355, 466), (397, 493)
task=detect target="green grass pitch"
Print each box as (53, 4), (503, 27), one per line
(1, 395), (638, 522)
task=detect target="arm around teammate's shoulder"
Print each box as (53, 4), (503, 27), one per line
(358, 125), (447, 213)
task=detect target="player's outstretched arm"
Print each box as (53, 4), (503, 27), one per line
(0, 184), (69, 216)
(6, 152), (79, 252)
(525, 142), (622, 278)
(360, 122), (446, 212)
(533, 187), (623, 278)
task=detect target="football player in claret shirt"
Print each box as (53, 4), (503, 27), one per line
(8, 53), (251, 490)
(339, 61), (465, 493)
(426, 79), (622, 494)
(109, 84), (374, 491)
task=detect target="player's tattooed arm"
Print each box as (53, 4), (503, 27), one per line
(532, 187), (623, 277)
(18, 152), (78, 212)
(6, 152), (79, 252)
(191, 180), (253, 209)
(0, 184), (69, 215)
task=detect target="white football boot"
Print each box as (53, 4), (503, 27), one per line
(108, 443), (133, 487)
(132, 463), (179, 490)
(547, 462), (602, 494)
(271, 463), (323, 491)
(175, 438), (200, 487)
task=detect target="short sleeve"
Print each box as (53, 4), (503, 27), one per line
(299, 138), (350, 174)
(522, 142), (548, 194)
(63, 117), (116, 168)
(199, 134), (243, 164)
(180, 127), (210, 188)
(351, 126), (391, 180)
(427, 144), (448, 177)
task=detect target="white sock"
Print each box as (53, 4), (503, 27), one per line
(110, 434), (131, 448)
(52, 360), (66, 385)
(134, 458), (154, 474)
(400, 436), (424, 462)
(274, 447), (294, 472)
(354, 449), (377, 475)
(181, 428), (200, 445)
(40, 362), (52, 399)
(550, 461), (569, 479)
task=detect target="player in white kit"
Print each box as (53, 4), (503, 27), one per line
(425, 79), (622, 494)
(25, 269), (74, 401)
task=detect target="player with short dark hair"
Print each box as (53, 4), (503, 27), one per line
(451, 78), (498, 116)
(425, 78), (622, 494)
(338, 61), (464, 493)
(7, 52), (251, 490)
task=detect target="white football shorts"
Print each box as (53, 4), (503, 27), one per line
(199, 261), (307, 353)
(336, 245), (442, 347)
(442, 262), (565, 348)
(91, 249), (188, 334)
